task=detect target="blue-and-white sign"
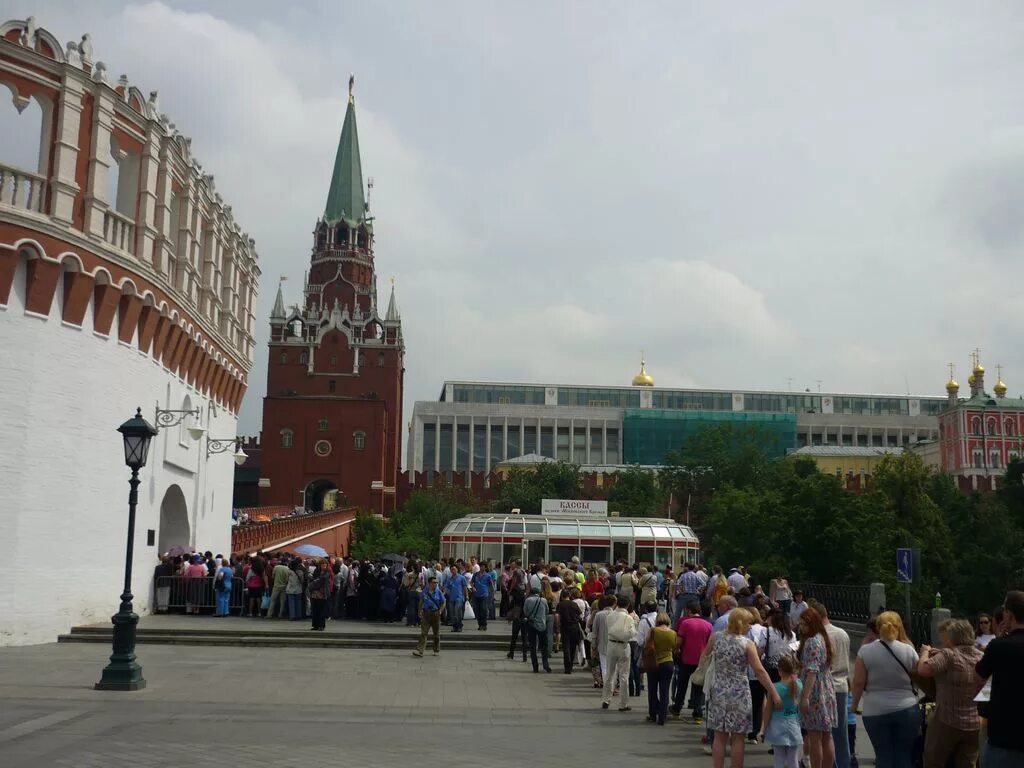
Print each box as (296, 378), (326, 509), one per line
(896, 548), (913, 583)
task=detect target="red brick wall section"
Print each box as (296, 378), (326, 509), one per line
(91, 282), (120, 335)
(24, 257), (60, 316)
(117, 293), (142, 343)
(61, 269), (93, 326)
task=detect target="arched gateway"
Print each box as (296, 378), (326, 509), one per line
(158, 485), (190, 553)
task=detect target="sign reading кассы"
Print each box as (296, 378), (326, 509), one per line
(540, 499), (609, 517)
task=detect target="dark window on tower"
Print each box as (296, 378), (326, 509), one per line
(279, 352), (287, 364)
(330, 355), (337, 366)
(353, 431), (366, 451)
(299, 351), (308, 365)
(378, 352), (385, 367)
(318, 419), (328, 432)
(281, 429), (294, 448)
(328, 380), (336, 393)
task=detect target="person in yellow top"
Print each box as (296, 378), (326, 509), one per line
(645, 612), (679, 725)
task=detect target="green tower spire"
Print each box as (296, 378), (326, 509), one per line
(324, 75), (367, 228)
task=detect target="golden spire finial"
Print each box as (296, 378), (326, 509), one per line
(995, 364), (1007, 397)
(972, 347), (985, 377)
(390, 276), (395, 287)
(946, 362), (959, 394)
(348, 74), (355, 104)
(632, 351), (654, 386)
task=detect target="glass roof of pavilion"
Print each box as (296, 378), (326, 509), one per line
(442, 515), (698, 542)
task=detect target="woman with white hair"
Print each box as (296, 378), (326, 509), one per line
(917, 618), (983, 768)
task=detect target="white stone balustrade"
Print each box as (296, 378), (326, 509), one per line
(102, 208), (136, 253)
(0, 162), (47, 214)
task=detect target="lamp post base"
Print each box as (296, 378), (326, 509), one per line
(94, 671), (146, 691)
(95, 609), (146, 691)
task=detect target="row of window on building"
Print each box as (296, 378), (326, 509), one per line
(960, 416), (1023, 437)
(279, 350), (386, 367)
(968, 449), (1018, 469)
(795, 431), (937, 449)
(280, 427), (365, 450)
(445, 384), (946, 416)
(422, 422), (620, 472)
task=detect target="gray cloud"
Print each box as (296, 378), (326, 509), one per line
(7, 1), (1024, 440)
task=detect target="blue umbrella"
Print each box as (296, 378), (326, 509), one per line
(294, 543), (329, 558)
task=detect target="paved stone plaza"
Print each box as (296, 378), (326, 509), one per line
(0, 638), (873, 767)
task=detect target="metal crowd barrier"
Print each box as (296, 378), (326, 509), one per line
(153, 576), (247, 615)
(792, 582), (871, 623)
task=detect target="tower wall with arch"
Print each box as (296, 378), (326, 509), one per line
(0, 18), (260, 645)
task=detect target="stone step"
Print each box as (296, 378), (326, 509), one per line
(60, 627), (512, 650)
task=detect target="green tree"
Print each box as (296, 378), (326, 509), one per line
(493, 461), (581, 514)
(873, 453), (954, 605)
(607, 465), (666, 517)
(349, 485), (480, 560)
(660, 423), (776, 526)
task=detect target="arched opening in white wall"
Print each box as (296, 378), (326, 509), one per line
(0, 86), (44, 172)
(158, 484), (190, 554)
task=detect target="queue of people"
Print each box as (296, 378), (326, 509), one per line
(155, 548), (1023, 768)
(497, 559), (1021, 768)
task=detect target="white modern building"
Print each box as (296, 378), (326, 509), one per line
(0, 18), (259, 645)
(407, 373), (946, 473)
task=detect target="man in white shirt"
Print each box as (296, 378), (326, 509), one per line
(602, 595), (637, 711)
(694, 565), (709, 596)
(529, 565), (544, 594)
(592, 598), (613, 683)
(635, 602), (659, 650)
(746, 614), (769, 744)
(811, 600), (851, 768)
(727, 567), (747, 593)
(789, 590), (809, 625)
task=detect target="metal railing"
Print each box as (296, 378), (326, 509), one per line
(153, 576), (246, 614)
(103, 208), (136, 253)
(791, 583), (871, 623)
(895, 608), (933, 646)
(0, 162), (47, 213)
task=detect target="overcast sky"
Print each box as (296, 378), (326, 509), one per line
(9, 2), (1024, 436)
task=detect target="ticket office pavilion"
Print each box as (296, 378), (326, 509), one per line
(439, 515), (700, 571)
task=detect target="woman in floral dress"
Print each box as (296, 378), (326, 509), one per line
(705, 609), (782, 768)
(798, 607), (838, 768)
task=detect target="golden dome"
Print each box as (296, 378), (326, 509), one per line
(632, 357), (654, 387)
(994, 379), (1008, 397)
(968, 374), (976, 386)
(945, 378), (959, 394)
(973, 362), (985, 377)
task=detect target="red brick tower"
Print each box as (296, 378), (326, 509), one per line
(258, 81), (404, 514)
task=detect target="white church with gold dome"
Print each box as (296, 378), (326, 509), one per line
(406, 355), (949, 474)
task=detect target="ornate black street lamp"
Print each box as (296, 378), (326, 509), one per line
(95, 407), (157, 691)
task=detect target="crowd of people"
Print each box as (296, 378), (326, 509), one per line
(155, 550), (1022, 768)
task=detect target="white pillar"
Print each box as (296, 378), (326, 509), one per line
(49, 75), (86, 224)
(434, 415), (441, 472)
